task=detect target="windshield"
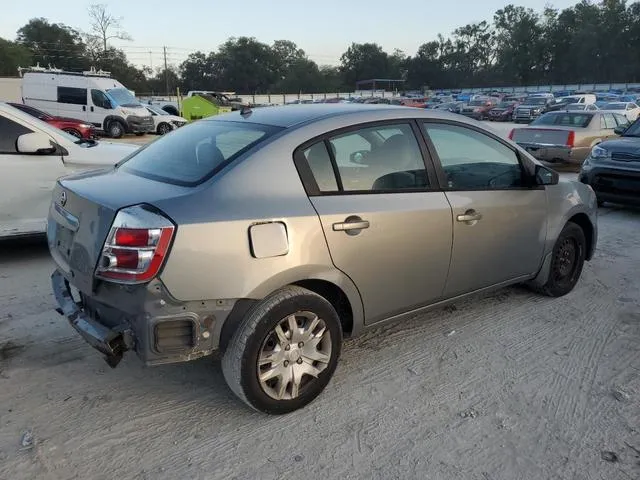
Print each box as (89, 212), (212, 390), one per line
(469, 100), (486, 106)
(496, 102), (514, 108)
(531, 112), (593, 128)
(106, 88), (141, 107)
(525, 97), (548, 105)
(622, 120), (640, 137)
(120, 120), (283, 186)
(147, 105), (169, 115)
(603, 102), (626, 110)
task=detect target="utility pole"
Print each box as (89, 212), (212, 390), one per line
(163, 46), (169, 96)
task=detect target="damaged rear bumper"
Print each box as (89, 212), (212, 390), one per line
(52, 269), (133, 367)
(50, 268), (242, 368)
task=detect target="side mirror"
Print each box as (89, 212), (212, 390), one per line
(535, 164), (559, 186)
(16, 132), (56, 155)
(614, 125), (627, 135)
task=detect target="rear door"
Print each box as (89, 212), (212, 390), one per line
(0, 112), (66, 237)
(420, 121), (547, 298)
(296, 121), (453, 325)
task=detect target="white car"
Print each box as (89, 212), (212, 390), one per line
(145, 105), (187, 135)
(599, 102), (640, 122)
(0, 102), (139, 239)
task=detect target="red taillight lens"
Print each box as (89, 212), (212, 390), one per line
(566, 130), (575, 147)
(114, 228), (151, 247)
(508, 129), (515, 140)
(96, 206), (175, 284)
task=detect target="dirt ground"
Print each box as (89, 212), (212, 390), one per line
(0, 198), (639, 480)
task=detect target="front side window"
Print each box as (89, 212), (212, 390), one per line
(57, 87), (87, 105)
(0, 115), (32, 153)
(120, 120), (283, 186)
(91, 89), (111, 109)
(423, 123), (523, 190)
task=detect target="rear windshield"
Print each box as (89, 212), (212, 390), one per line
(531, 112), (593, 128)
(120, 120), (283, 186)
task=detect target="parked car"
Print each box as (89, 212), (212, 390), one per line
(488, 101), (519, 121)
(599, 102), (640, 122)
(564, 103), (600, 111)
(145, 105), (188, 135)
(578, 118), (640, 206)
(21, 66), (154, 138)
(509, 110), (628, 164)
(433, 101), (465, 113)
(459, 98), (497, 120)
(48, 104), (597, 414)
(547, 94), (597, 112)
(0, 102), (139, 239)
(513, 96), (555, 123)
(7, 102), (97, 139)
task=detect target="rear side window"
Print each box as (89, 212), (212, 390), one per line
(120, 120), (282, 186)
(58, 87), (87, 105)
(602, 113), (617, 129)
(0, 115), (32, 153)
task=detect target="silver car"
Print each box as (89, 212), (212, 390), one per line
(48, 104), (598, 414)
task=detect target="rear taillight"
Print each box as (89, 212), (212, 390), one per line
(508, 129), (514, 140)
(96, 206), (175, 284)
(566, 130), (575, 147)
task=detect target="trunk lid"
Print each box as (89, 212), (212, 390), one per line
(512, 128), (572, 146)
(47, 168), (192, 294)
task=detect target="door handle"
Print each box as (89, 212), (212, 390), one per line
(90, 106), (94, 112)
(332, 216), (370, 234)
(456, 210), (482, 223)
(82, 106), (86, 111)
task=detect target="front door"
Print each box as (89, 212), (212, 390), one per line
(298, 122), (453, 324)
(0, 113), (66, 236)
(88, 89), (111, 128)
(420, 121), (547, 298)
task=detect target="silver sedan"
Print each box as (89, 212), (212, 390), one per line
(47, 104), (598, 414)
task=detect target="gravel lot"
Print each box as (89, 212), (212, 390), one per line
(1, 121), (638, 480)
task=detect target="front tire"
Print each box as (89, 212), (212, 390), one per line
(63, 128), (82, 139)
(535, 222), (586, 297)
(157, 122), (172, 135)
(107, 120), (125, 139)
(222, 286), (343, 414)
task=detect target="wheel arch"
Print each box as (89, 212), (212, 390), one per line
(218, 269), (364, 354)
(567, 212), (595, 261)
(102, 115), (126, 132)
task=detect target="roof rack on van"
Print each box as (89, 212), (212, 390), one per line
(17, 64), (112, 78)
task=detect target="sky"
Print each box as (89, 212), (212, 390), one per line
(1, 0), (581, 68)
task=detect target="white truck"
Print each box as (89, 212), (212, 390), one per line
(20, 66), (154, 138)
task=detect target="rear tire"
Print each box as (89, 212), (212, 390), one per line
(221, 286), (342, 414)
(107, 120), (125, 139)
(534, 222), (586, 297)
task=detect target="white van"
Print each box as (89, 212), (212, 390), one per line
(556, 94), (596, 105)
(20, 66), (154, 138)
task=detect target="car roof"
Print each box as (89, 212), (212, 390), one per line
(205, 103), (474, 128)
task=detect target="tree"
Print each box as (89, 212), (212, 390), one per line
(339, 43), (392, 88)
(214, 37), (277, 93)
(87, 4), (132, 53)
(16, 18), (89, 71)
(0, 38), (32, 76)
